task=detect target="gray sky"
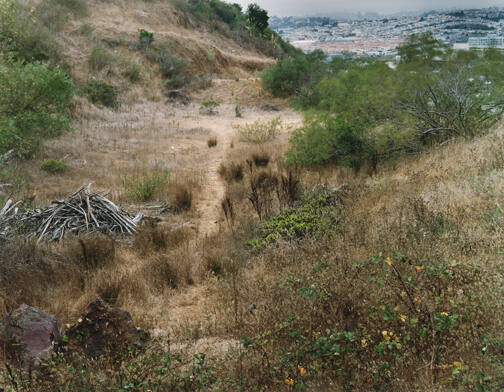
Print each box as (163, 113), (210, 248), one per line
(233, 0), (504, 16)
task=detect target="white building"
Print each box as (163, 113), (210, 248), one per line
(468, 35), (504, 48)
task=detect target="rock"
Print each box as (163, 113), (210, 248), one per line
(0, 304), (61, 371)
(65, 297), (148, 358)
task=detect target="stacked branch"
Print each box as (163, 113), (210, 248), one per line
(0, 185), (143, 242)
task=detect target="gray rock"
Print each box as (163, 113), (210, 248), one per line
(0, 304), (61, 371)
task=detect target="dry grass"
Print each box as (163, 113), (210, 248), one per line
(207, 136), (217, 148)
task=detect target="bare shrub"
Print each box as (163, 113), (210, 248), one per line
(218, 162), (244, 183)
(248, 170), (279, 220)
(207, 137), (217, 148)
(251, 151), (270, 167)
(134, 225), (191, 255)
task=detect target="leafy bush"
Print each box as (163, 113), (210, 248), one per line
(81, 80), (119, 108)
(146, 42), (189, 90)
(89, 45), (115, 71)
(233, 116), (281, 143)
(261, 50), (329, 98)
(139, 29), (154, 48)
(40, 158), (68, 173)
(246, 3), (268, 34)
(123, 63), (141, 82)
(0, 56), (74, 156)
(122, 164), (170, 202)
(235, 101), (242, 117)
(0, 0), (61, 63)
(199, 99), (219, 115)
(247, 187), (341, 250)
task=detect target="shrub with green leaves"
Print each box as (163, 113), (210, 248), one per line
(0, 0), (61, 63)
(122, 164), (170, 202)
(89, 45), (115, 72)
(233, 116), (281, 143)
(146, 42), (189, 90)
(81, 80), (119, 108)
(40, 158), (68, 173)
(0, 56), (74, 156)
(139, 29), (154, 47)
(199, 99), (219, 115)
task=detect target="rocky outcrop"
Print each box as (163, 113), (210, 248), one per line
(65, 297), (148, 358)
(0, 304), (61, 371)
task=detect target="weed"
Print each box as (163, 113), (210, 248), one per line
(40, 158), (68, 174)
(199, 99), (220, 115)
(218, 162), (244, 183)
(235, 101), (242, 118)
(89, 45), (115, 72)
(233, 116), (281, 143)
(139, 29), (154, 48)
(207, 137), (217, 148)
(123, 63), (141, 82)
(122, 164), (170, 202)
(251, 151), (270, 167)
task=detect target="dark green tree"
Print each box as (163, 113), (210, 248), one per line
(246, 3), (269, 34)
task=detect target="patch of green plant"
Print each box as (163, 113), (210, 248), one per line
(123, 63), (141, 82)
(199, 99), (219, 115)
(0, 56), (74, 156)
(146, 42), (189, 89)
(233, 116), (281, 143)
(247, 188), (343, 250)
(40, 158), (68, 173)
(234, 101), (242, 117)
(0, 0), (62, 63)
(139, 29), (154, 47)
(89, 45), (115, 71)
(81, 80), (118, 108)
(122, 164), (170, 202)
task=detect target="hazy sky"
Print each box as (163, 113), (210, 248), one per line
(234, 0), (504, 16)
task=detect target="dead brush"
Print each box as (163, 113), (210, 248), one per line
(134, 225), (191, 255)
(248, 170), (279, 220)
(207, 137), (217, 148)
(218, 162), (244, 183)
(173, 184), (193, 212)
(221, 195), (234, 227)
(65, 235), (116, 270)
(251, 151), (270, 167)
(141, 253), (192, 293)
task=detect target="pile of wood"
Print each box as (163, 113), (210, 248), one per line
(0, 185), (143, 242)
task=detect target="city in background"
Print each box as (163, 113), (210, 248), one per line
(270, 8), (504, 56)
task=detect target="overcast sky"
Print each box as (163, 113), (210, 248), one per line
(233, 0), (504, 16)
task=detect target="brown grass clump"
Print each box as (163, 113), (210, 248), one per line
(134, 225), (192, 256)
(173, 184), (193, 212)
(207, 137), (217, 148)
(141, 253), (193, 293)
(218, 162), (244, 183)
(250, 151), (270, 167)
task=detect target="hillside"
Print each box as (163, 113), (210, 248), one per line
(1, 2), (504, 391)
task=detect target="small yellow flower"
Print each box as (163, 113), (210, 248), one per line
(389, 331), (394, 336)
(399, 314), (407, 322)
(401, 291), (407, 297)
(453, 361), (462, 368)
(440, 312), (449, 317)
(414, 296), (422, 304)
(415, 265), (425, 271)
(298, 366), (307, 376)
(285, 378), (295, 386)
(385, 257), (392, 266)
(382, 330), (388, 337)
(361, 338), (368, 348)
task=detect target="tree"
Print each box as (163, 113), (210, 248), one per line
(246, 3), (268, 34)
(397, 32), (449, 67)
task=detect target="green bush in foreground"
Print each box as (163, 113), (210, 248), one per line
(122, 164), (170, 202)
(81, 80), (118, 108)
(40, 158), (68, 173)
(0, 56), (74, 156)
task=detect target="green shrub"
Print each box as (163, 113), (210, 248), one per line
(234, 101), (242, 117)
(123, 63), (141, 82)
(0, 0), (61, 63)
(122, 164), (170, 202)
(40, 158), (68, 173)
(199, 99), (219, 115)
(146, 42), (189, 89)
(139, 29), (154, 47)
(247, 187), (341, 250)
(0, 56), (74, 156)
(89, 45), (115, 71)
(233, 116), (281, 143)
(81, 80), (119, 108)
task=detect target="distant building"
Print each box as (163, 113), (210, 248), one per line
(468, 35), (504, 48)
